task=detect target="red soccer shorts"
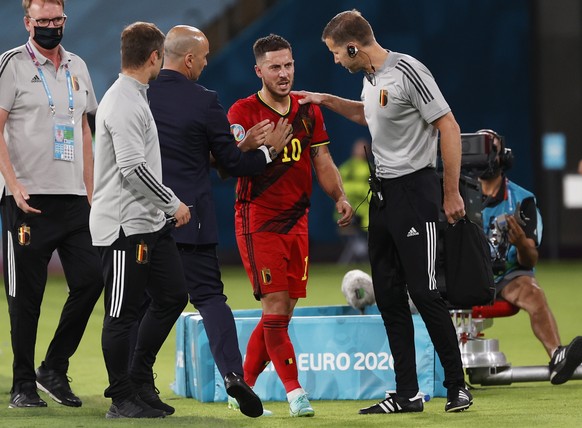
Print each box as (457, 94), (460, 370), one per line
(236, 232), (309, 300)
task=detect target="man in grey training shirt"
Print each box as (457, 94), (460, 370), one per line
(295, 9), (472, 414)
(90, 21), (191, 419)
(0, 0), (103, 409)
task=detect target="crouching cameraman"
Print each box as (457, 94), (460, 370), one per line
(477, 129), (582, 385)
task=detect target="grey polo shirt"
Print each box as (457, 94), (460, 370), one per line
(0, 41), (97, 195)
(362, 51), (450, 179)
(90, 74), (180, 246)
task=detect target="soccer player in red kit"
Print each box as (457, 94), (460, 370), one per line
(227, 34), (353, 417)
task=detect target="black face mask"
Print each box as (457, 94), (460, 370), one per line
(33, 26), (63, 50)
(480, 159), (502, 180)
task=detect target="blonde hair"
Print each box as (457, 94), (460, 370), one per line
(22, 0), (65, 14)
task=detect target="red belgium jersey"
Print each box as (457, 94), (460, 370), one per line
(227, 92), (330, 235)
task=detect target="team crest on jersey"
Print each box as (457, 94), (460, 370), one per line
(379, 89), (389, 107)
(18, 223), (31, 246)
(230, 124), (246, 142)
(136, 240), (149, 264)
(261, 267), (272, 285)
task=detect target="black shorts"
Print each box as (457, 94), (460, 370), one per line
(496, 269), (535, 295)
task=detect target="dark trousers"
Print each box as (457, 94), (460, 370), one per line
(368, 169), (464, 397)
(1, 195), (103, 391)
(99, 225), (187, 401)
(178, 243), (243, 378)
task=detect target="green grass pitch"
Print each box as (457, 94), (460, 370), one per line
(0, 261), (581, 426)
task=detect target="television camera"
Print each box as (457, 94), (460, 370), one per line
(436, 133), (495, 229)
(457, 132), (525, 273)
(439, 133), (582, 386)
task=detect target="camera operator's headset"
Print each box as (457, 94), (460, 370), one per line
(476, 129), (514, 171)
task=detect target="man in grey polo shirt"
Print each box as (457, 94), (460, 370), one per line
(296, 9), (472, 414)
(90, 21), (191, 419)
(0, 0), (103, 409)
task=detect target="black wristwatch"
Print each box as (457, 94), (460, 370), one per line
(265, 145), (279, 160)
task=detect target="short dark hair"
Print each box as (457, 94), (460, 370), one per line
(253, 34), (292, 62)
(23, 0), (65, 14)
(121, 22), (165, 70)
(322, 9), (375, 47)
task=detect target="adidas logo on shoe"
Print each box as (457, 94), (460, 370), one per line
(549, 336), (582, 385)
(445, 386), (473, 412)
(31, 75), (41, 83)
(359, 393), (423, 414)
(406, 227), (419, 237)
(9, 382), (47, 408)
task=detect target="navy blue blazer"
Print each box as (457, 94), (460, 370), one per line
(148, 69), (267, 245)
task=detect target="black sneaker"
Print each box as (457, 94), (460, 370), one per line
(549, 336), (582, 385)
(359, 393), (423, 414)
(106, 396), (166, 419)
(35, 365), (82, 407)
(136, 383), (175, 415)
(9, 382), (47, 408)
(445, 386), (473, 412)
(224, 372), (263, 418)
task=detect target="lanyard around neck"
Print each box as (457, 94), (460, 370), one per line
(504, 177), (515, 212)
(25, 42), (74, 117)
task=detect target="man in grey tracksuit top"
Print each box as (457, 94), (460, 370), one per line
(90, 22), (191, 419)
(295, 10), (473, 415)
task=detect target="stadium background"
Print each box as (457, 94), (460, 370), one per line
(1, 0), (580, 263)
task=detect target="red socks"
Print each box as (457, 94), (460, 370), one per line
(244, 314), (301, 393)
(263, 314), (300, 392)
(243, 317), (270, 387)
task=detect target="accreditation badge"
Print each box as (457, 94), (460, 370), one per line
(53, 114), (75, 162)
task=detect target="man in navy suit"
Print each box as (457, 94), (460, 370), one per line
(147, 25), (290, 418)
